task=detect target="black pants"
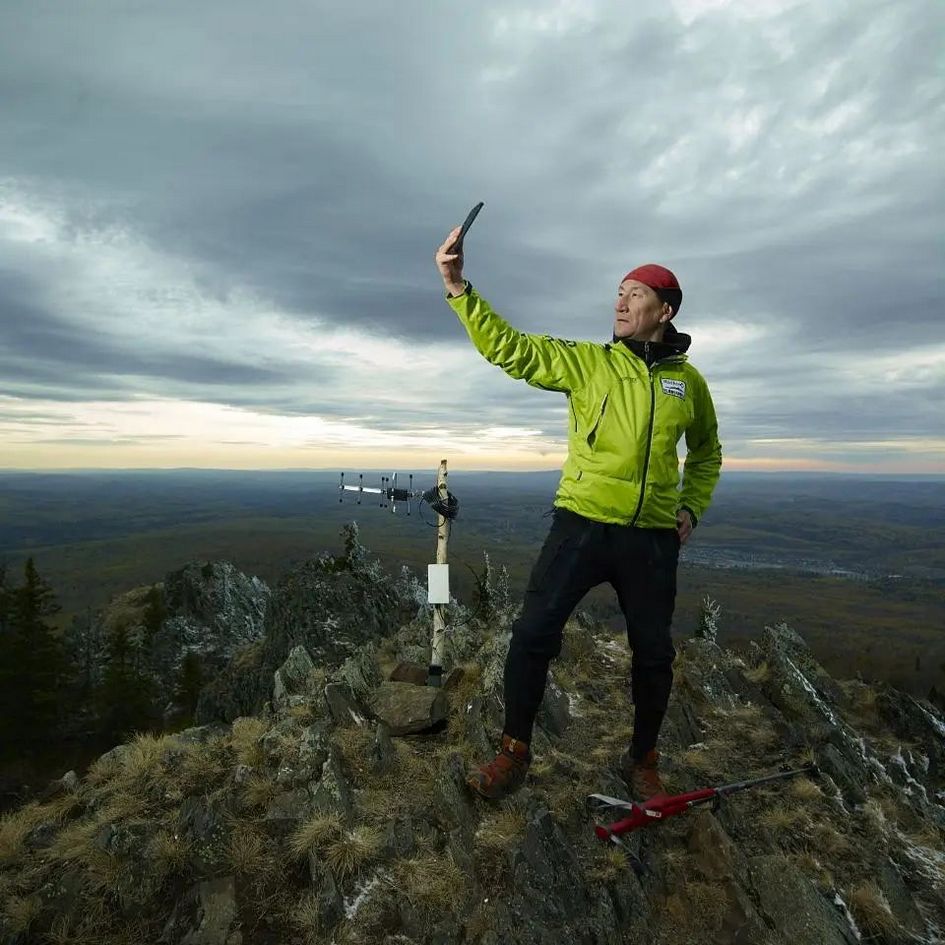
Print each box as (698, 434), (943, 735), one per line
(503, 506), (680, 757)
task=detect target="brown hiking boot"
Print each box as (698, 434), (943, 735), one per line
(467, 734), (531, 800)
(619, 747), (666, 800)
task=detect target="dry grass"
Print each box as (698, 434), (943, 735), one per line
(348, 738), (440, 824)
(287, 891), (328, 945)
(241, 774), (280, 810)
(85, 753), (120, 789)
(226, 822), (272, 876)
(757, 803), (815, 836)
(356, 786), (409, 823)
(291, 812), (383, 881)
(659, 881), (729, 938)
(0, 785), (89, 863)
(446, 662), (483, 742)
(677, 746), (720, 775)
(230, 717), (268, 767)
(290, 812), (343, 858)
(744, 661), (770, 684)
(474, 808), (526, 873)
(756, 802), (826, 855)
(0, 804), (43, 864)
(287, 702), (318, 724)
(560, 621), (599, 668)
(148, 827), (193, 878)
(857, 796), (888, 834)
(2, 894), (41, 935)
(846, 880), (899, 937)
(119, 732), (179, 795)
(808, 819), (853, 858)
(333, 724), (376, 778)
(46, 818), (101, 865)
(788, 777), (824, 802)
(789, 852), (835, 892)
(385, 852), (464, 926)
(586, 844), (631, 882)
(542, 766), (602, 824)
(177, 740), (230, 793)
(324, 825), (384, 882)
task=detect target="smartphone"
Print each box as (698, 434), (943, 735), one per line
(453, 201), (484, 255)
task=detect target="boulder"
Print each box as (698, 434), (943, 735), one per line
(369, 682), (447, 735)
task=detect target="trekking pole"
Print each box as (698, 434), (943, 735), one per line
(588, 762), (819, 842)
(338, 461), (459, 686)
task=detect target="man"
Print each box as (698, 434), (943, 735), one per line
(434, 225), (722, 801)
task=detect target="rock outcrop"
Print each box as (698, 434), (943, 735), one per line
(2, 531), (943, 945)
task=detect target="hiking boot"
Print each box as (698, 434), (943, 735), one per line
(619, 747), (666, 800)
(467, 734), (531, 800)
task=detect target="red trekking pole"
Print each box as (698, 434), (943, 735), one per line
(588, 762), (819, 874)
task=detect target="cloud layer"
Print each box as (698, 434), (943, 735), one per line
(1, 0), (942, 472)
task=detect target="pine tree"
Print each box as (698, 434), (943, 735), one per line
(174, 651), (204, 723)
(0, 560), (11, 635)
(0, 558), (67, 758)
(0, 561), (14, 758)
(97, 624), (159, 743)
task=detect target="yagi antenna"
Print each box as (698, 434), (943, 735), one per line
(337, 460), (459, 686)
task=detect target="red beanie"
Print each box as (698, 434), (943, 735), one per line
(621, 264), (680, 292)
(621, 264), (682, 314)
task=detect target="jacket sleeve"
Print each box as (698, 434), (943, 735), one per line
(445, 281), (591, 393)
(679, 375), (722, 526)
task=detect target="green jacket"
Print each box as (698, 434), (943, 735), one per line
(446, 281), (722, 529)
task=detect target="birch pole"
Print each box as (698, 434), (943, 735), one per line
(428, 458), (449, 686)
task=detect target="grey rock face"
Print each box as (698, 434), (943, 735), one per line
(154, 560), (270, 682)
(8, 527), (945, 945)
(160, 876), (238, 945)
(747, 854), (859, 945)
(370, 681), (447, 735)
(262, 544), (413, 677)
(272, 644), (318, 710)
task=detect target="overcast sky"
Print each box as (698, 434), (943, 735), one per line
(1, 0), (942, 475)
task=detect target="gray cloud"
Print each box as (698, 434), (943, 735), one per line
(0, 0), (942, 466)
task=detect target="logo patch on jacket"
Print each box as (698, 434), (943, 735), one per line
(660, 378), (687, 399)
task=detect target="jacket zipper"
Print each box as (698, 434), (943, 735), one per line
(630, 346), (681, 525)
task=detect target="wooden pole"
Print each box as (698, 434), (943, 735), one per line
(428, 458), (449, 686)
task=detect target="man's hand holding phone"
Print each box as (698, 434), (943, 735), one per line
(435, 202), (483, 297)
(435, 227), (465, 296)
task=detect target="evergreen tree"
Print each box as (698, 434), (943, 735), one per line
(0, 558), (67, 758)
(143, 584), (166, 639)
(0, 559), (11, 635)
(174, 650), (204, 723)
(0, 561), (14, 758)
(97, 624), (160, 743)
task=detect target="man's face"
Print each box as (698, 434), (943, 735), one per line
(613, 279), (672, 341)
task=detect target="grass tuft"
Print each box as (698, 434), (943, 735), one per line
(846, 880), (899, 936)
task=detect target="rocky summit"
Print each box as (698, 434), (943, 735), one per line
(1, 526), (943, 945)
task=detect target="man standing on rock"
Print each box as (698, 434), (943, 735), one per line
(435, 224), (722, 801)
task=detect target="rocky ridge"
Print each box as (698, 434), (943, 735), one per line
(1, 526), (943, 945)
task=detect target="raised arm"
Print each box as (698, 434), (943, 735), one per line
(435, 226), (591, 393)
